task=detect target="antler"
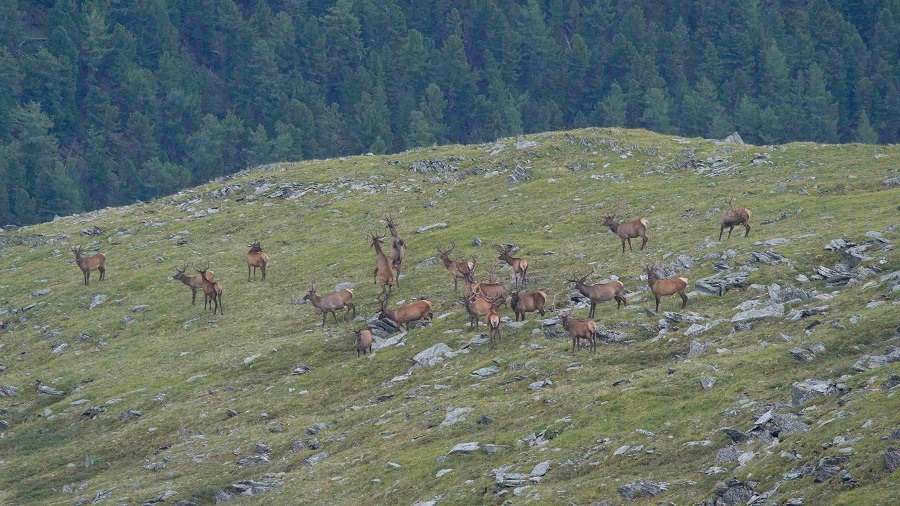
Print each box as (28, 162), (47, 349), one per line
(727, 197), (736, 209)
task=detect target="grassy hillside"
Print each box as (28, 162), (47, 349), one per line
(0, 128), (898, 506)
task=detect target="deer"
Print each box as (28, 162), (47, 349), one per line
(464, 291), (503, 332)
(603, 204), (648, 253)
(303, 280), (356, 326)
(172, 262), (213, 305)
(560, 313), (597, 353)
(476, 265), (510, 306)
(510, 290), (548, 321)
(370, 233), (394, 301)
(437, 243), (476, 293)
(486, 306), (501, 346)
(719, 198), (752, 240)
(643, 263), (688, 313)
(567, 268), (627, 318)
(71, 245), (106, 285)
(377, 299), (433, 331)
(354, 328), (373, 357)
(246, 241), (269, 281)
(498, 244), (529, 288)
(194, 263), (223, 315)
(384, 214), (405, 285)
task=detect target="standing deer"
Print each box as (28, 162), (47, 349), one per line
(510, 290), (548, 321)
(384, 214), (405, 285)
(486, 306), (501, 346)
(378, 299), (433, 331)
(371, 233), (394, 301)
(246, 241), (269, 281)
(719, 198), (752, 240)
(437, 243), (475, 293)
(567, 268), (627, 318)
(560, 313), (597, 353)
(173, 263), (213, 305)
(303, 280), (356, 325)
(195, 263), (223, 315)
(498, 244), (529, 288)
(72, 245), (106, 285)
(603, 205), (649, 253)
(464, 291), (502, 332)
(644, 263), (688, 313)
(354, 328), (373, 357)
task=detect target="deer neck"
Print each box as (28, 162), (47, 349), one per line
(575, 282), (591, 297)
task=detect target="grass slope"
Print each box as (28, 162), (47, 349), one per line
(0, 128), (898, 506)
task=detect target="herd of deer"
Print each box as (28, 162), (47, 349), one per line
(69, 200), (752, 355)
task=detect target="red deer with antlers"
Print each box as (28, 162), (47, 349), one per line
(173, 263), (213, 305)
(644, 263), (688, 313)
(498, 244), (529, 288)
(378, 299), (433, 331)
(510, 290), (547, 321)
(719, 198), (752, 240)
(486, 306), (501, 346)
(370, 233), (394, 301)
(464, 291), (503, 332)
(246, 241), (269, 281)
(384, 214), (405, 285)
(71, 245), (106, 285)
(567, 268), (627, 318)
(195, 263), (223, 314)
(560, 313), (597, 353)
(603, 204), (648, 253)
(303, 280), (356, 326)
(354, 328), (373, 357)
(437, 243), (475, 293)
(475, 265), (510, 306)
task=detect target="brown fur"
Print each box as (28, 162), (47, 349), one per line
(303, 281), (356, 326)
(246, 241), (269, 281)
(173, 263), (213, 305)
(437, 243), (475, 293)
(560, 314), (597, 353)
(354, 329), (373, 357)
(603, 215), (648, 253)
(464, 292), (502, 332)
(719, 199), (752, 240)
(568, 268), (627, 318)
(72, 246), (106, 286)
(498, 245), (529, 288)
(378, 300), (433, 331)
(195, 264), (223, 315)
(384, 214), (405, 285)
(476, 265), (510, 305)
(486, 307), (501, 346)
(644, 264), (688, 313)
(510, 291), (547, 321)
(370, 233), (395, 301)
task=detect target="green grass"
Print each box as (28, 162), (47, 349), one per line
(0, 128), (898, 505)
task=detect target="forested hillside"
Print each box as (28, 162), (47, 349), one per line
(1, 0), (897, 225)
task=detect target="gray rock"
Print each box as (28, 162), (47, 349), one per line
(303, 451), (329, 466)
(412, 343), (454, 369)
(698, 378), (716, 390)
(415, 257), (441, 269)
(333, 282), (354, 292)
(617, 479), (668, 499)
(789, 347), (816, 362)
(714, 480), (754, 505)
(885, 448), (900, 473)
(89, 293), (107, 310)
(882, 177), (900, 188)
(471, 366), (498, 378)
(528, 379), (552, 390)
(51, 343), (68, 354)
(440, 407), (473, 428)
(663, 312), (704, 324)
(448, 442), (480, 454)
(786, 306), (828, 321)
(435, 468), (453, 478)
(722, 132), (745, 144)
(530, 460), (551, 477)
(417, 223), (448, 233)
(291, 364), (311, 375)
(472, 237), (483, 247)
(482, 443), (509, 455)
(791, 379), (837, 406)
(717, 445), (739, 463)
(732, 304), (784, 322)
(132, 304), (150, 312)
(306, 422), (329, 435)
(687, 340), (710, 358)
(824, 238), (850, 251)
(30, 288), (50, 297)
(508, 165), (531, 184)
(722, 427), (749, 443)
(225, 475), (283, 497)
(409, 158), (458, 174)
(750, 250), (786, 264)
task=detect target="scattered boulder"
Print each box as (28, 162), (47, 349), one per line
(714, 480), (754, 505)
(471, 366), (498, 378)
(508, 165), (531, 184)
(732, 304), (785, 322)
(617, 479), (668, 499)
(698, 378), (716, 390)
(409, 159), (458, 174)
(441, 407), (473, 428)
(417, 223), (448, 233)
(882, 177), (900, 188)
(448, 442), (480, 455)
(303, 451), (328, 466)
(89, 293), (107, 310)
(687, 339), (710, 358)
(885, 448), (900, 473)
(530, 460), (551, 478)
(416, 257), (441, 269)
(791, 379), (847, 406)
(412, 343), (458, 369)
(750, 250), (786, 264)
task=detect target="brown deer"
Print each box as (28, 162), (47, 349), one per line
(194, 263), (223, 315)
(172, 263), (213, 305)
(354, 328), (373, 357)
(560, 313), (597, 353)
(303, 280), (356, 326)
(498, 244), (529, 288)
(719, 198), (752, 240)
(464, 291), (502, 332)
(246, 241), (269, 281)
(378, 299), (433, 331)
(384, 214), (405, 285)
(567, 268), (627, 318)
(603, 205), (649, 253)
(370, 233), (394, 301)
(437, 243), (475, 293)
(71, 245), (106, 285)
(510, 290), (547, 321)
(476, 265), (510, 306)
(486, 307), (501, 346)
(644, 263), (688, 313)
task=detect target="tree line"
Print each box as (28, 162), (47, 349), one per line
(0, 0), (896, 225)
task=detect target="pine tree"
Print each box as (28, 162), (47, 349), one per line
(640, 88), (673, 134)
(854, 110), (878, 144)
(598, 82), (627, 127)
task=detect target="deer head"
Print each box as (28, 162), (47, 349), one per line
(248, 241), (262, 252)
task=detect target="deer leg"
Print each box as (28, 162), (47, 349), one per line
(261, 264), (266, 280)
(99, 266), (105, 281)
(680, 292), (688, 309)
(347, 303), (356, 320)
(719, 226), (725, 241)
(454, 276), (458, 292)
(191, 289), (197, 305)
(373, 269), (378, 284)
(248, 265), (252, 281)
(331, 310), (338, 323)
(572, 335), (577, 353)
(321, 312), (327, 326)
(218, 294), (223, 314)
(628, 238), (633, 252)
(539, 308), (545, 316)
(640, 235), (647, 251)
(655, 295), (661, 314)
(621, 238), (625, 254)
(743, 222), (751, 237)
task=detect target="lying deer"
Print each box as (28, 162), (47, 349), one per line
(378, 299), (433, 331)
(567, 268), (627, 318)
(195, 263), (223, 315)
(173, 263), (213, 305)
(476, 265), (510, 306)
(303, 280), (356, 326)
(246, 241), (269, 281)
(498, 244), (529, 288)
(644, 263), (688, 313)
(371, 233), (394, 301)
(354, 328), (373, 357)
(719, 198), (752, 240)
(603, 208), (648, 253)
(384, 214), (405, 285)
(560, 313), (597, 353)
(486, 306), (501, 346)
(510, 290), (547, 321)
(72, 245), (106, 286)
(437, 243), (475, 293)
